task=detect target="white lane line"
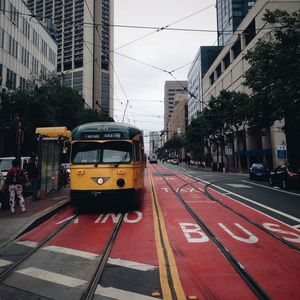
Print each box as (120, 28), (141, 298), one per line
(0, 259), (12, 267)
(17, 267), (86, 287)
(95, 285), (158, 300)
(180, 171), (300, 229)
(292, 224), (300, 230)
(108, 258), (157, 271)
(210, 184), (300, 223)
(16, 240), (39, 248)
(43, 245), (99, 260)
(242, 180), (300, 197)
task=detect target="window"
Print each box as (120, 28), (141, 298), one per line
(10, 3), (18, 26)
(102, 141), (131, 163)
(71, 141), (132, 164)
(0, 0), (5, 13)
(133, 141), (141, 162)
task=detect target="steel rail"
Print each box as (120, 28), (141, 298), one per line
(81, 213), (124, 300)
(0, 212), (79, 282)
(152, 164), (271, 300)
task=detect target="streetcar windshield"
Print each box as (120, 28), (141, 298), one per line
(71, 141), (132, 164)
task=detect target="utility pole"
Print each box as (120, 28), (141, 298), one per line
(16, 117), (23, 160)
(0, 89), (3, 156)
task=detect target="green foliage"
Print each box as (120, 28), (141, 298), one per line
(0, 74), (113, 155)
(244, 9), (300, 129)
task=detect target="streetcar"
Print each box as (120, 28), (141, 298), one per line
(69, 122), (145, 206)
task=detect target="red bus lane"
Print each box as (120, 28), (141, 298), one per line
(20, 206), (77, 243)
(160, 170), (300, 299)
(149, 167), (257, 300)
(174, 170), (300, 249)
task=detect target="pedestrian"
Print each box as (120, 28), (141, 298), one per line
(24, 153), (39, 201)
(0, 170), (4, 209)
(5, 159), (26, 214)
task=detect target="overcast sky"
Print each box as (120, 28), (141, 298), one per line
(113, 0), (217, 151)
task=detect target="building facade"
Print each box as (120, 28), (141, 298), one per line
(149, 131), (160, 154)
(164, 80), (187, 136)
(0, 0), (57, 91)
(202, 0), (299, 170)
(217, 0), (256, 46)
(26, 0), (114, 117)
(187, 46), (222, 124)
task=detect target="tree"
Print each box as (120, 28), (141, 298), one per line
(244, 9), (300, 166)
(0, 74), (114, 156)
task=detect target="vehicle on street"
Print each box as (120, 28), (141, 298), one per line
(269, 164), (300, 189)
(249, 163), (269, 180)
(149, 154), (158, 164)
(70, 122), (145, 207)
(171, 158), (179, 165)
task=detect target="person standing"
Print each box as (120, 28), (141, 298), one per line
(25, 154), (39, 201)
(5, 159), (26, 213)
(0, 170), (4, 209)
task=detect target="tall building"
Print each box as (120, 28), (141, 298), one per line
(217, 0), (256, 46)
(187, 46), (222, 124)
(0, 0), (57, 91)
(149, 131), (160, 154)
(164, 81), (187, 135)
(26, 0), (114, 117)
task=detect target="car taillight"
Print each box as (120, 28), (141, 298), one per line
(287, 171), (296, 176)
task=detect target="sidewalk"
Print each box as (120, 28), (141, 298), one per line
(0, 187), (70, 247)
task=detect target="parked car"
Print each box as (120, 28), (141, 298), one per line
(269, 164), (300, 189)
(249, 163), (270, 180)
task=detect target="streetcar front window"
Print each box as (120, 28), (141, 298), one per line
(71, 142), (101, 164)
(102, 141), (132, 163)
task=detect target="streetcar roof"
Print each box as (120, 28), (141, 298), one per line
(72, 122), (143, 140)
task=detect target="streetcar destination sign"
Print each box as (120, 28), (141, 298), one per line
(82, 132), (123, 140)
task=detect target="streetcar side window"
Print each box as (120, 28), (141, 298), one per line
(71, 142), (101, 164)
(102, 141), (131, 163)
(133, 141), (141, 162)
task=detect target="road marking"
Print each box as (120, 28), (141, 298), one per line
(16, 240), (39, 248)
(149, 172), (186, 300)
(242, 180), (300, 197)
(0, 259), (12, 267)
(292, 224), (300, 230)
(95, 285), (158, 299)
(180, 171), (300, 229)
(108, 258), (157, 271)
(226, 183), (253, 188)
(43, 245), (99, 259)
(17, 267), (86, 287)
(211, 184), (300, 223)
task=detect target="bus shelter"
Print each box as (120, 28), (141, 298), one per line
(35, 127), (70, 197)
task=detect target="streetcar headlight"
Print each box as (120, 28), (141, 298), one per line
(117, 178), (125, 187)
(97, 178), (104, 185)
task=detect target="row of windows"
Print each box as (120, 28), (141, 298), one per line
(0, 0), (56, 63)
(210, 19), (256, 85)
(0, 29), (54, 74)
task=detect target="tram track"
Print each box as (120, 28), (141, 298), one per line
(0, 205), (126, 300)
(151, 164), (270, 300)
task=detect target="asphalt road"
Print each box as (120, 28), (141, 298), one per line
(164, 162), (300, 229)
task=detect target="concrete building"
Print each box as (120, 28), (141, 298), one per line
(26, 0), (114, 117)
(217, 0), (256, 46)
(167, 93), (188, 160)
(0, 0), (57, 91)
(202, 0), (299, 170)
(149, 131), (160, 154)
(164, 80), (187, 136)
(187, 46), (222, 124)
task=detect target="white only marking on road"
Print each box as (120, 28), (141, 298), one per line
(180, 171), (300, 230)
(291, 224), (300, 230)
(15, 240), (39, 248)
(242, 180), (300, 197)
(107, 258), (157, 271)
(43, 245), (99, 260)
(0, 259), (12, 267)
(16, 267), (86, 287)
(95, 285), (158, 300)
